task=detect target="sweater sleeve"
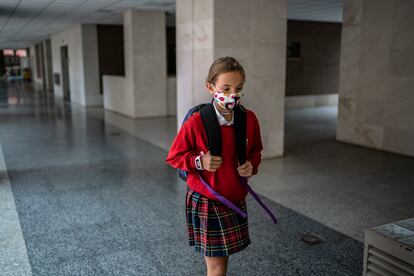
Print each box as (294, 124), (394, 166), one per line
(248, 114), (263, 175)
(165, 118), (198, 172)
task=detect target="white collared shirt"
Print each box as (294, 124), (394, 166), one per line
(213, 103), (234, 126)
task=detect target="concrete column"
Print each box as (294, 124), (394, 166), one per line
(124, 9), (167, 118)
(81, 25), (101, 106)
(30, 43), (44, 86)
(29, 45), (38, 83)
(337, 0), (414, 157)
(176, 0), (287, 158)
(42, 39), (53, 92)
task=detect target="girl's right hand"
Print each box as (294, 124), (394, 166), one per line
(200, 151), (222, 172)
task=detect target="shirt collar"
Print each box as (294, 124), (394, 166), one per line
(213, 103), (234, 126)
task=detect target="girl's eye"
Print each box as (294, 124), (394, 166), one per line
(224, 88), (230, 92)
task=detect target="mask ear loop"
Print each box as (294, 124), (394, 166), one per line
(212, 83), (244, 98)
(211, 83), (219, 93)
(211, 83), (228, 111)
(211, 83), (230, 97)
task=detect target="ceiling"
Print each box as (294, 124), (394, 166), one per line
(0, 0), (343, 49)
(288, 0), (343, 23)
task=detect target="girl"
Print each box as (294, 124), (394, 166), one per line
(165, 57), (263, 276)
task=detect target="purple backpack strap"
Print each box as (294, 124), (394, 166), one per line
(198, 174), (247, 218)
(198, 174), (278, 224)
(240, 177), (278, 224)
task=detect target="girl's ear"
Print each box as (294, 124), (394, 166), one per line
(206, 82), (214, 96)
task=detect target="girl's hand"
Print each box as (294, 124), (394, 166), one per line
(237, 161), (253, 177)
(200, 151), (222, 172)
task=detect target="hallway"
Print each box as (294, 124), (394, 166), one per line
(1, 82), (413, 275)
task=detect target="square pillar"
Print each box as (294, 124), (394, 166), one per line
(42, 39), (54, 92)
(176, 0), (287, 158)
(337, 0), (414, 157)
(124, 9), (168, 118)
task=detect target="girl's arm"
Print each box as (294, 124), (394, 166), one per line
(248, 115), (263, 175)
(165, 120), (199, 172)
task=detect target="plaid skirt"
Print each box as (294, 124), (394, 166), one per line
(185, 186), (251, 257)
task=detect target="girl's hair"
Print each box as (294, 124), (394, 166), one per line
(206, 56), (245, 85)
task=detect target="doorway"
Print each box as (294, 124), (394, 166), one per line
(284, 20), (341, 147)
(60, 46), (70, 101)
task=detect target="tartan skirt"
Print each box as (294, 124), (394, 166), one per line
(185, 185), (251, 257)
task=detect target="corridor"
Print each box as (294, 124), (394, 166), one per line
(1, 0), (414, 274)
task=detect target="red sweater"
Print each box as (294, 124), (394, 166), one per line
(165, 109), (263, 202)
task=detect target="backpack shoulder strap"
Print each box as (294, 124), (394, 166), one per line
(199, 103), (247, 160)
(234, 104), (247, 165)
(199, 104), (278, 224)
(199, 103), (221, 156)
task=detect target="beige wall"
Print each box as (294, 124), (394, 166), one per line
(104, 76), (175, 117)
(50, 24), (102, 106)
(103, 75), (132, 116)
(337, 0), (414, 157)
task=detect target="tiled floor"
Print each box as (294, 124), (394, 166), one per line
(1, 81), (413, 275)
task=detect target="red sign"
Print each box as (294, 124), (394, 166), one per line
(16, 49), (27, 57)
(3, 49), (14, 56)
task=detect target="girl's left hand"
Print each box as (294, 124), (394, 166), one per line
(237, 161), (253, 177)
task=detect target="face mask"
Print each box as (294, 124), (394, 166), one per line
(211, 83), (244, 111)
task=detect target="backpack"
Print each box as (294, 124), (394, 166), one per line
(177, 103), (210, 182)
(178, 103), (278, 224)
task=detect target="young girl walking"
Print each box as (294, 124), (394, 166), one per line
(165, 56), (263, 276)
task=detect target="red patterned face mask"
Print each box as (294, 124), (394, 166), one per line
(211, 83), (244, 111)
